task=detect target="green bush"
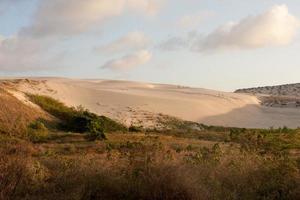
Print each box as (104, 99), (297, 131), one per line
(27, 94), (127, 139)
(85, 120), (106, 141)
(26, 94), (74, 122)
(27, 121), (49, 143)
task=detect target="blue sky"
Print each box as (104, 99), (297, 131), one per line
(0, 0), (300, 91)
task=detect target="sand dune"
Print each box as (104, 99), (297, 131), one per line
(5, 78), (300, 128)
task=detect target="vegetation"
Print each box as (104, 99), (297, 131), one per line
(27, 94), (127, 138)
(27, 121), (49, 143)
(0, 88), (48, 138)
(85, 120), (106, 141)
(149, 120), (300, 152)
(129, 125), (144, 132)
(1, 132), (299, 200)
(235, 83), (300, 97)
(0, 90), (299, 199)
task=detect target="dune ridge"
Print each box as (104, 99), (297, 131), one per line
(2, 77), (300, 128)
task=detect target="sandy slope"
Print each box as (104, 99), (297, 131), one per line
(5, 77), (300, 128)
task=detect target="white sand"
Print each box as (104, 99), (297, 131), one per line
(9, 78), (300, 128)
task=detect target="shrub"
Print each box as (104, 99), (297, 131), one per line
(129, 125), (143, 132)
(27, 121), (49, 143)
(85, 120), (106, 141)
(27, 94), (127, 138)
(26, 94), (74, 124)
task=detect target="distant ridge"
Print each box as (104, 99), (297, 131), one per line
(235, 83), (300, 97)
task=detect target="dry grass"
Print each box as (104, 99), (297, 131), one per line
(0, 137), (35, 200)
(1, 132), (299, 200)
(0, 88), (49, 137)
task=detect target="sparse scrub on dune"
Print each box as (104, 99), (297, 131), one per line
(235, 83), (300, 97)
(129, 124), (144, 132)
(27, 94), (127, 139)
(147, 117), (300, 149)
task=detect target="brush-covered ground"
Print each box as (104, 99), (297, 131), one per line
(0, 88), (300, 200)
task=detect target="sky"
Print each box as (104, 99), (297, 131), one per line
(0, 0), (300, 91)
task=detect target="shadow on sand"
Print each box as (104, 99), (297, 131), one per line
(200, 104), (300, 129)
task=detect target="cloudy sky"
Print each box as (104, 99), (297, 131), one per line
(0, 0), (300, 91)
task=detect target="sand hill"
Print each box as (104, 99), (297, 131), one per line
(235, 83), (300, 97)
(0, 86), (50, 137)
(236, 83), (300, 109)
(1, 78), (300, 129)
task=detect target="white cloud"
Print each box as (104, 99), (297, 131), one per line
(21, 0), (126, 37)
(0, 35), (65, 71)
(160, 5), (299, 53)
(96, 31), (150, 54)
(177, 11), (215, 28)
(0, 0), (165, 71)
(21, 0), (166, 38)
(1, 0), (127, 70)
(101, 50), (152, 70)
(195, 5), (300, 51)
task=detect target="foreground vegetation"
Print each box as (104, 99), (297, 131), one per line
(1, 132), (299, 200)
(0, 92), (300, 199)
